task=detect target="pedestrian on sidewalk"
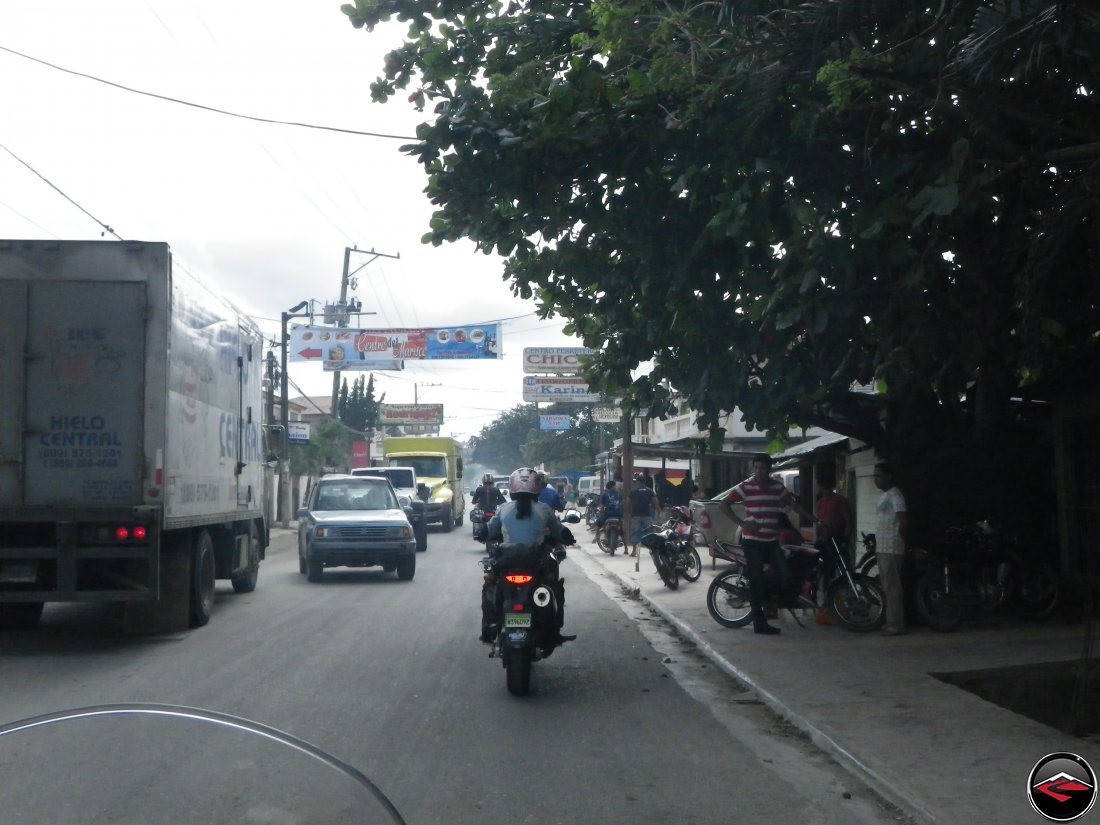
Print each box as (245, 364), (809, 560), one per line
(719, 453), (820, 635)
(815, 470), (852, 558)
(873, 461), (909, 636)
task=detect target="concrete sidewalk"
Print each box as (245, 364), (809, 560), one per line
(574, 533), (1099, 825)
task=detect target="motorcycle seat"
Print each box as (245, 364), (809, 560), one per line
(782, 543), (820, 558)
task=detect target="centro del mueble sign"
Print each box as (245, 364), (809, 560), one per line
(289, 324), (501, 370)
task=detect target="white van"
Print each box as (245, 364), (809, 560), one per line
(576, 476), (600, 503)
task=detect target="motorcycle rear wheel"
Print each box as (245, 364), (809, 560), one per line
(597, 526), (620, 555)
(505, 647), (532, 696)
(825, 574), (886, 632)
(679, 547), (702, 582)
(706, 568), (753, 627)
(654, 550), (679, 590)
(915, 573), (964, 632)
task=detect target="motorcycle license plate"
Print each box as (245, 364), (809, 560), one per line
(504, 613), (531, 628)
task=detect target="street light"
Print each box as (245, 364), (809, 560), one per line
(280, 301), (311, 528)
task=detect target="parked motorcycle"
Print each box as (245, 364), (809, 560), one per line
(855, 532), (878, 579)
(479, 514), (581, 696)
(913, 520), (1061, 632)
(706, 536), (887, 632)
(584, 498), (600, 528)
(639, 507), (703, 590)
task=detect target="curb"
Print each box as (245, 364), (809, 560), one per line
(588, 544), (935, 825)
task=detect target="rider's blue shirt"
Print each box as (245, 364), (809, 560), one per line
(488, 499), (562, 545)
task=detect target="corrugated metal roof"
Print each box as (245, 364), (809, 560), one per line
(773, 433), (849, 465)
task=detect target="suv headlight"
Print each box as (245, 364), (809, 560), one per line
(397, 495), (412, 508)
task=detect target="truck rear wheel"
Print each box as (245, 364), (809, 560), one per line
(231, 522), (260, 594)
(190, 530), (216, 627)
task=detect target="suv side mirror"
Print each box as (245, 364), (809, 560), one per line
(417, 482), (430, 501)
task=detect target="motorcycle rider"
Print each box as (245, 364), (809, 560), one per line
(471, 473), (506, 542)
(479, 467), (574, 644)
(471, 473), (506, 509)
(595, 480), (621, 528)
(537, 471), (566, 511)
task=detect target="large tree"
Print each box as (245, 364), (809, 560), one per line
(468, 404), (614, 473)
(344, 0), (1100, 530)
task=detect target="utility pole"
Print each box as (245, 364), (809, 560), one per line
(328, 246), (400, 418)
(414, 382), (441, 404)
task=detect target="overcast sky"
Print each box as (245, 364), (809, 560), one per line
(0, 0), (585, 440)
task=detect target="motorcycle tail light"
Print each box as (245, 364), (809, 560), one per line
(512, 604), (525, 612)
(504, 574), (534, 585)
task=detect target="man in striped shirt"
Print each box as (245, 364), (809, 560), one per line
(720, 454), (820, 635)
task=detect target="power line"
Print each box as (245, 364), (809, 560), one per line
(0, 44), (418, 142)
(0, 141), (122, 239)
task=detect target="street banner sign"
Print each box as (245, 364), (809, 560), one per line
(522, 346), (596, 374)
(381, 404), (444, 426)
(289, 324), (501, 364)
(522, 376), (601, 402)
(539, 414), (573, 431)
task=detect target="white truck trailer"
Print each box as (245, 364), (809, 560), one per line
(0, 240), (271, 632)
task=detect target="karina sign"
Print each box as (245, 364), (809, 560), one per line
(522, 347), (595, 374)
(522, 376), (601, 402)
(290, 325), (501, 364)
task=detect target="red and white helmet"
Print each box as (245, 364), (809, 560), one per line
(509, 467), (541, 496)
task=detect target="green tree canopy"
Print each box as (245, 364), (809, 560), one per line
(344, 0), (1100, 528)
(468, 404), (614, 474)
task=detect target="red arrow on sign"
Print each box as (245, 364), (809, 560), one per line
(298, 348), (323, 358)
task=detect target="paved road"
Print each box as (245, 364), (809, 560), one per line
(0, 525), (907, 824)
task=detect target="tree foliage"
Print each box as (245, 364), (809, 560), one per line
(468, 404), (615, 473)
(338, 374), (384, 432)
(344, 0), (1100, 526)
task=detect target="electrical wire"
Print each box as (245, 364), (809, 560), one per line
(0, 44), (418, 141)
(0, 141), (123, 239)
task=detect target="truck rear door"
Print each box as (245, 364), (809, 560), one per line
(14, 281), (146, 507)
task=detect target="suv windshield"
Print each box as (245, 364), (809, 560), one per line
(312, 480), (398, 512)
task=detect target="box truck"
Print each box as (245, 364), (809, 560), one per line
(0, 240), (272, 632)
(382, 436), (464, 531)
